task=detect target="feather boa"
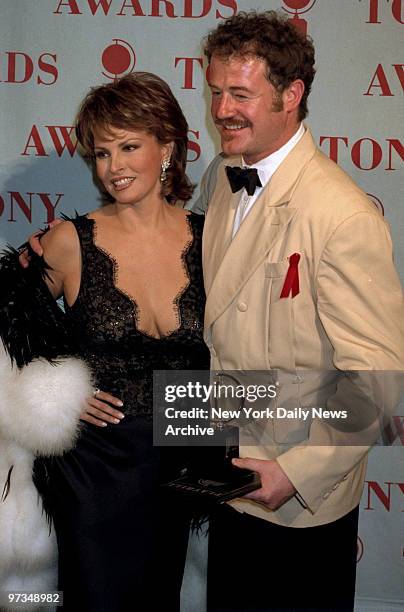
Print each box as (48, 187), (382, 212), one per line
(0, 245), (72, 367)
(0, 248), (92, 606)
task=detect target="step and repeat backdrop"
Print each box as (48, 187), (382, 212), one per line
(0, 1), (403, 610)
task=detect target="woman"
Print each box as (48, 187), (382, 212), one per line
(24, 72), (208, 610)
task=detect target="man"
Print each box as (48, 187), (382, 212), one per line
(196, 10), (404, 612)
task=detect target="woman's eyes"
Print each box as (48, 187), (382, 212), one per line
(94, 145), (139, 158)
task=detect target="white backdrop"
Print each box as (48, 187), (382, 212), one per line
(0, 1), (403, 610)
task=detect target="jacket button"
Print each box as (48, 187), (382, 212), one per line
(323, 491), (331, 499)
(237, 302), (248, 312)
(332, 483), (339, 490)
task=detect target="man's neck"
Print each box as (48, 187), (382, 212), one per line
(242, 123), (304, 168)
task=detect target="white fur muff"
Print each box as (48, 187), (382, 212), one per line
(0, 345), (92, 609)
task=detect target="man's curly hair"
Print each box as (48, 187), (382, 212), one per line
(204, 11), (316, 121)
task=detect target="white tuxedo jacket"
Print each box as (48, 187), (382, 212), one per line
(199, 128), (404, 527)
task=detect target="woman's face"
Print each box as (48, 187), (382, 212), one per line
(93, 124), (172, 207)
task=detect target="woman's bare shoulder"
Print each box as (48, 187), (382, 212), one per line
(41, 219), (77, 249)
(40, 219), (80, 269)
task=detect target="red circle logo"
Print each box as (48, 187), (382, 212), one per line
(283, 0), (316, 14)
(101, 39), (136, 80)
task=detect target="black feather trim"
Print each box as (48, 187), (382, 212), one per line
(0, 246), (73, 368)
(0, 233), (77, 523)
(1, 465), (14, 502)
(32, 457), (54, 532)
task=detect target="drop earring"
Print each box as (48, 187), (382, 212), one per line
(160, 158), (170, 182)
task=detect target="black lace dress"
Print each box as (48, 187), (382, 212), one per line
(34, 212), (209, 612)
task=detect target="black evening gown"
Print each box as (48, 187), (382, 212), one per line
(34, 213), (209, 612)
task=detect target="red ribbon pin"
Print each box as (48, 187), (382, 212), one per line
(280, 253), (301, 299)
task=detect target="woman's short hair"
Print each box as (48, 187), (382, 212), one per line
(204, 11), (316, 121)
(76, 72), (194, 203)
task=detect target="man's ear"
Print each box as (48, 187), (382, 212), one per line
(283, 79), (305, 113)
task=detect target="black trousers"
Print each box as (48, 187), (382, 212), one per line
(207, 504), (359, 612)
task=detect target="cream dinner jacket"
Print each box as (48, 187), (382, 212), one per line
(201, 128), (404, 528)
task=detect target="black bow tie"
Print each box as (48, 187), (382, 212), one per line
(225, 166), (262, 196)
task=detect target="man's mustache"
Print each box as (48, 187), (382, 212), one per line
(214, 119), (252, 129)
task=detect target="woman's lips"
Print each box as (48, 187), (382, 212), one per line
(111, 177), (135, 191)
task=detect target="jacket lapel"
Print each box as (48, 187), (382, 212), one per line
(204, 198), (296, 329)
(202, 165), (239, 294)
(203, 128), (317, 330)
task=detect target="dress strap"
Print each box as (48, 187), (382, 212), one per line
(67, 214), (94, 250)
(186, 212), (204, 245)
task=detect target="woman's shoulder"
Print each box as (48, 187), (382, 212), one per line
(40, 218), (79, 257)
(41, 208), (100, 253)
(40, 214), (94, 273)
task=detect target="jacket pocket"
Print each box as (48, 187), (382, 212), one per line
(265, 261), (295, 371)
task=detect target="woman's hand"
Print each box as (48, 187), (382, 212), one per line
(19, 219), (63, 268)
(81, 389), (125, 427)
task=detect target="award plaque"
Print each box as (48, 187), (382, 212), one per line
(160, 371), (262, 503)
(161, 424), (261, 504)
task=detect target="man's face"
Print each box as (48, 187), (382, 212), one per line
(208, 54), (297, 165)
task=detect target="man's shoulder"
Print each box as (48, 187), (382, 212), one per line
(300, 146), (378, 219)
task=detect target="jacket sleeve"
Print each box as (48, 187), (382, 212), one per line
(277, 211), (404, 513)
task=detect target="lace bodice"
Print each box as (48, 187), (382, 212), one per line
(65, 213), (209, 417)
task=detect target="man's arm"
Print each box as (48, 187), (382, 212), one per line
(281, 211), (404, 512)
(237, 210), (404, 512)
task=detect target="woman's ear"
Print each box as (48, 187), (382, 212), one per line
(161, 141), (174, 162)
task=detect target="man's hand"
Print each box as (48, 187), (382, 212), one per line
(232, 457), (296, 510)
(82, 389), (125, 427)
(19, 219), (63, 268)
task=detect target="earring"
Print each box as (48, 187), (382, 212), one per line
(160, 158), (170, 182)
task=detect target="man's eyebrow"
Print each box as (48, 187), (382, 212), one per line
(229, 86), (252, 92)
(208, 85), (253, 93)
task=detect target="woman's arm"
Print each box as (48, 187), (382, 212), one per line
(40, 221), (125, 427)
(17, 221), (126, 427)
(39, 220), (81, 303)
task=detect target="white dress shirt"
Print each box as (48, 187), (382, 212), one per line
(232, 123), (305, 238)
